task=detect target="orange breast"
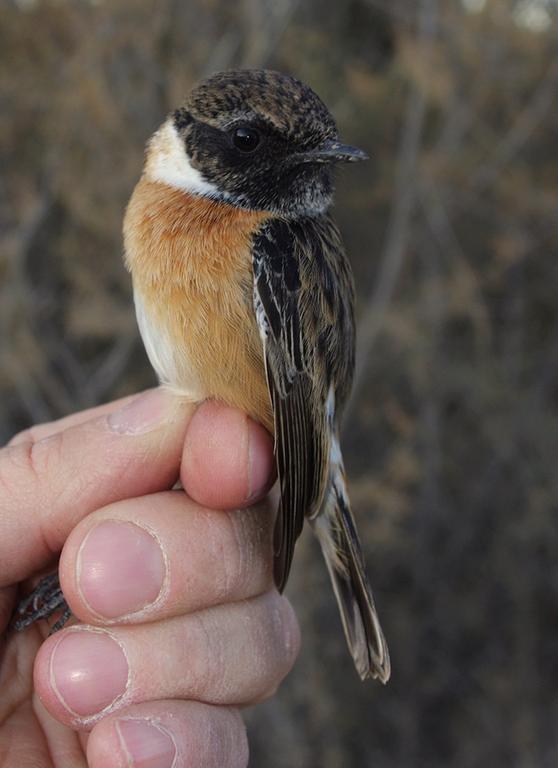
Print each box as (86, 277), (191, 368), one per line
(123, 178), (273, 431)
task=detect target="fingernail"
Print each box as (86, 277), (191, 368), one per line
(108, 389), (171, 435)
(247, 418), (274, 502)
(116, 719), (177, 768)
(50, 630), (128, 717)
(78, 521), (166, 619)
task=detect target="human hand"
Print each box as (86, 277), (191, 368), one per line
(0, 390), (299, 767)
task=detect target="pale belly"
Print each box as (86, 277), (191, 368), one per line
(134, 289), (206, 401)
(133, 284), (273, 430)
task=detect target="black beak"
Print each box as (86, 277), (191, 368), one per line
(294, 140), (369, 165)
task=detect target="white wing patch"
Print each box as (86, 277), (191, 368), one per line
(326, 385), (335, 424)
(253, 285), (270, 344)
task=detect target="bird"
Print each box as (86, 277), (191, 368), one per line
(122, 69), (390, 683)
(11, 69), (390, 684)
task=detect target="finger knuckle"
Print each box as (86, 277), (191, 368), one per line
(226, 711), (250, 768)
(7, 427), (33, 446)
(187, 612), (227, 699)
(240, 593), (299, 700)
(268, 593), (301, 675)
(0, 438), (51, 507)
(180, 707), (249, 768)
(218, 511), (245, 600)
(0, 438), (62, 558)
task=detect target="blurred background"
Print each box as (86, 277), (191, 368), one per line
(1, 0), (558, 765)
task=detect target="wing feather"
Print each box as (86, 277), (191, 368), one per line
(252, 216), (353, 590)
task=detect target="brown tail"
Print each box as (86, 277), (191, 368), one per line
(312, 470), (390, 683)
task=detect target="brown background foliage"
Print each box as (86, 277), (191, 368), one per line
(1, 0), (558, 765)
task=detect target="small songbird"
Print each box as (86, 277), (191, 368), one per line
(123, 69), (390, 682)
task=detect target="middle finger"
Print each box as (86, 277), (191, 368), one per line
(59, 491), (274, 625)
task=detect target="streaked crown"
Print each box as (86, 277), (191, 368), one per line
(148, 69), (366, 217)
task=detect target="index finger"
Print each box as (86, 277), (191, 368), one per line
(0, 389), (194, 586)
(7, 393), (139, 447)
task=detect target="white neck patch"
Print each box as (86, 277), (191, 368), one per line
(145, 120), (224, 199)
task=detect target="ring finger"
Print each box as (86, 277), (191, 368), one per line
(34, 589), (300, 729)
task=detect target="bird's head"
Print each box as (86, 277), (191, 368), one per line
(145, 69), (367, 217)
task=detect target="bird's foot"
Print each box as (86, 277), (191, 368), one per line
(10, 572), (72, 635)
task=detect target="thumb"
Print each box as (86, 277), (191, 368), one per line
(0, 389), (194, 587)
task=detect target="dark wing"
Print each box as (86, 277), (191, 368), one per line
(252, 216), (355, 590)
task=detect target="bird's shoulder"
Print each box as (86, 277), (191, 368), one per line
(252, 212), (356, 412)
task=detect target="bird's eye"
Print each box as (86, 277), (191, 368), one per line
(232, 126), (260, 152)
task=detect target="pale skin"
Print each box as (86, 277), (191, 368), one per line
(0, 388), (300, 767)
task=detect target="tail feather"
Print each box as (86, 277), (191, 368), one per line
(312, 472), (390, 683)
